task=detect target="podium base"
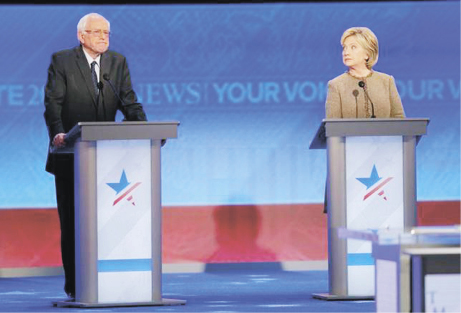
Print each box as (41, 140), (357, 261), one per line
(312, 293), (374, 301)
(52, 298), (186, 308)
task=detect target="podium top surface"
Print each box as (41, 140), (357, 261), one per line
(337, 225), (460, 247)
(309, 118), (430, 149)
(71, 121), (180, 141)
(52, 121), (180, 153)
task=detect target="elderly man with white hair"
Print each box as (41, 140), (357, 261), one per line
(44, 12), (147, 299)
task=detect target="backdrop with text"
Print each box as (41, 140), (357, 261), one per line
(0, 2), (459, 209)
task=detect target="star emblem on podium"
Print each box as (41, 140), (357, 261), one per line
(107, 170), (141, 206)
(356, 165), (393, 201)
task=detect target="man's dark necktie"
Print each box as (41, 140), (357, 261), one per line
(91, 61), (99, 95)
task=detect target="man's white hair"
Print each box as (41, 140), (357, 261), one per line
(77, 13), (110, 33)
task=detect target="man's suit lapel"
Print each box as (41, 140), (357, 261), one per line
(75, 46), (98, 107)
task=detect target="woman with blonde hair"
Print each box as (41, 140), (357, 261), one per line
(323, 27), (406, 213)
(325, 27), (405, 119)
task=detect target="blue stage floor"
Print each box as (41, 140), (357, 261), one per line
(0, 269), (375, 312)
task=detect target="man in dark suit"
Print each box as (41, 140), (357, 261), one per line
(43, 12), (147, 299)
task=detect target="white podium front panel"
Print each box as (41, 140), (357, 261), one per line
(345, 136), (404, 296)
(96, 140), (152, 303)
(376, 259), (398, 313)
(425, 274), (461, 313)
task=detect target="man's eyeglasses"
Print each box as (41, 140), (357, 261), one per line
(84, 30), (110, 37)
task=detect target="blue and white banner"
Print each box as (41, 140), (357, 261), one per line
(96, 139), (152, 303)
(345, 136), (404, 295)
(0, 2), (458, 208)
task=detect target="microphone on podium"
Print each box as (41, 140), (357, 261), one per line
(102, 73), (148, 123)
(352, 90), (359, 118)
(358, 81), (376, 118)
(102, 73), (127, 107)
(96, 81), (106, 120)
(102, 74), (159, 143)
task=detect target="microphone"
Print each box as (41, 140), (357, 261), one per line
(102, 73), (149, 125)
(102, 73), (127, 107)
(96, 81), (106, 120)
(358, 81), (376, 118)
(352, 90), (359, 118)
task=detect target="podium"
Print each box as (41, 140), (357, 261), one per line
(309, 118), (429, 300)
(53, 121), (186, 308)
(338, 226), (460, 312)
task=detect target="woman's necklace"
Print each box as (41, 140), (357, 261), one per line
(347, 69), (373, 79)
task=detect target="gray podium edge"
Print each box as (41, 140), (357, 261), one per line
(52, 121), (186, 308)
(309, 118), (430, 301)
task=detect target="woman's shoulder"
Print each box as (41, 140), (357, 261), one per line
(372, 70), (395, 81)
(328, 72), (350, 86)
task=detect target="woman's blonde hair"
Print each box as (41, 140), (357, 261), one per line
(341, 27), (379, 69)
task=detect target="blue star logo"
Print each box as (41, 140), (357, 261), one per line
(107, 170), (130, 194)
(356, 165), (382, 189)
(106, 170), (142, 206)
(356, 164), (393, 201)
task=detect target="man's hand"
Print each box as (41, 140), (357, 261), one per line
(52, 133), (66, 148)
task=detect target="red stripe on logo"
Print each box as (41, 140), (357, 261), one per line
(113, 182), (142, 206)
(363, 177), (393, 201)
